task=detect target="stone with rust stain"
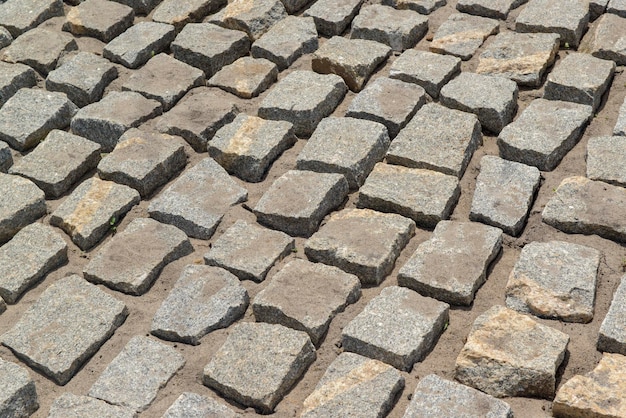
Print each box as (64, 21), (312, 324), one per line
(598, 274), (626, 355)
(0, 173), (46, 245)
(64, 0), (134, 42)
(516, 0), (589, 47)
(152, 0), (226, 29)
(430, 13), (499, 60)
(217, 0), (287, 40)
(580, 13), (626, 65)
(208, 57), (278, 99)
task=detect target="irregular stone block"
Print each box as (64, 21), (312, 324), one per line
(208, 57), (278, 99)
(608, 0), (626, 16)
(48, 393), (135, 418)
(162, 392), (239, 418)
(0, 142), (11, 173)
(280, 0), (312, 13)
(218, 0), (287, 40)
(615, 97), (626, 135)
(581, 13), (626, 65)
(1, 275), (128, 385)
(457, 0), (526, 19)
(455, 305), (569, 398)
(516, 0), (589, 47)
(0, 62), (37, 108)
(89, 336), (185, 412)
(0, 358), (38, 418)
(152, 0), (225, 28)
(587, 136), (626, 187)
(598, 275), (626, 354)
(0, 173), (46, 245)
(302, 0), (363, 36)
(430, 13), (499, 60)
(0, 0), (63, 37)
(103, 21), (176, 69)
(151, 265), (249, 345)
(64, 0), (134, 42)
(383, 0), (445, 14)
(108, 0), (160, 13)
(389, 49), (460, 99)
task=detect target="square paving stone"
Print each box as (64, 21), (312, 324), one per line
(342, 286), (449, 371)
(516, 0), (589, 48)
(257, 70), (347, 136)
(50, 177), (140, 250)
(162, 392), (239, 418)
(455, 305), (569, 398)
(296, 116), (390, 189)
(9, 130), (101, 198)
(615, 97), (626, 135)
(388, 49), (460, 99)
(97, 128), (187, 198)
(64, 0), (134, 42)
(203, 322), (316, 413)
(217, 0), (287, 40)
(581, 13), (626, 65)
(598, 275), (626, 354)
(250, 16), (318, 71)
(440, 72), (518, 134)
(505, 241), (600, 323)
(89, 336), (185, 412)
(301, 352), (404, 418)
(587, 136), (626, 187)
(476, 32), (560, 87)
(387, 103), (481, 178)
(0, 142), (11, 173)
(0, 62), (37, 108)
(148, 157), (248, 239)
(71, 91), (163, 152)
(253, 258), (361, 345)
(383, 0), (446, 14)
(208, 113), (295, 182)
(204, 219), (294, 282)
(302, 0), (363, 36)
(0, 358), (38, 418)
(1, 274), (128, 385)
(457, 0), (526, 19)
(153, 0), (225, 28)
(398, 221), (502, 306)
(312, 36), (391, 92)
(305, 208), (415, 286)
(497, 98), (593, 171)
(0, 0), (63, 37)
(48, 393), (135, 418)
(345, 77), (427, 138)
(430, 13), (499, 60)
(208, 57), (278, 99)
(469, 156), (540, 236)
(357, 163), (460, 229)
(253, 170), (349, 237)
(151, 265), (249, 345)
(0, 173), (46, 245)
(103, 21), (176, 69)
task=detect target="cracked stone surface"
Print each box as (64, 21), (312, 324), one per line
(48, 393), (135, 418)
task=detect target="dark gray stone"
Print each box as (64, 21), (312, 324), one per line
(586, 136), (626, 187)
(383, 0), (445, 14)
(208, 57), (278, 99)
(280, 0), (312, 13)
(0, 358), (38, 418)
(608, 0), (626, 16)
(0, 173), (46, 245)
(516, 0), (589, 47)
(598, 275), (626, 354)
(615, 97), (626, 135)
(110, 0), (161, 13)
(0, 0), (63, 37)
(0, 142), (10, 173)
(389, 49), (461, 99)
(64, 0), (134, 42)
(103, 21), (176, 69)
(217, 0), (287, 40)
(152, 0), (226, 28)
(430, 13), (499, 60)
(0, 27), (11, 49)
(457, 0), (526, 19)
(162, 392), (239, 418)
(591, 0), (609, 20)
(302, 0), (363, 36)
(581, 13), (626, 65)
(0, 62), (37, 108)
(48, 393), (135, 418)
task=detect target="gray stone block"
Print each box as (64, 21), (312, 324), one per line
(218, 0), (287, 40)
(383, 0), (445, 14)
(280, 0), (312, 13)
(580, 13), (626, 65)
(0, 173), (46, 245)
(342, 286), (449, 371)
(48, 393), (135, 418)
(151, 265), (249, 345)
(302, 0), (363, 36)
(0, 141), (11, 172)
(0, 0), (63, 37)
(208, 57), (278, 99)
(457, 0), (526, 19)
(0, 27), (11, 49)
(152, 0), (225, 28)
(608, 0), (626, 16)
(0, 358), (38, 418)
(110, 0), (161, 13)
(615, 96), (626, 135)
(162, 392), (239, 418)
(389, 49), (460, 99)
(516, 0), (589, 47)
(1, 275), (128, 385)
(64, 0), (134, 42)
(598, 275), (626, 354)
(0, 62), (37, 108)
(103, 21), (176, 69)
(430, 13), (499, 60)
(587, 136), (626, 187)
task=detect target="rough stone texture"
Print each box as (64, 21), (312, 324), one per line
(253, 259), (361, 345)
(0, 141), (11, 173)
(581, 13), (626, 65)
(430, 13), (499, 60)
(342, 286), (449, 371)
(162, 392), (239, 418)
(398, 221), (502, 306)
(301, 352), (404, 418)
(305, 208), (415, 286)
(48, 393), (135, 418)
(0, 173), (46, 245)
(0, 62), (37, 109)
(103, 21), (176, 69)
(598, 275), (626, 354)
(440, 72), (518, 134)
(280, 0), (312, 13)
(203, 322), (316, 413)
(591, 0), (609, 20)
(455, 305), (569, 398)
(64, 0), (134, 42)
(389, 49), (461, 99)
(50, 177), (140, 250)
(0, 298), (5, 314)
(312, 36), (391, 92)
(544, 176), (626, 243)
(302, 0), (363, 36)
(608, 0), (626, 16)
(152, 0), (226, 28)
(9, 130), (101, 198)
(516, 0), (589, 48)
(110, 0), (160, 13)
(208, 57), (278, 99)
(0, 358), (38, 418)
(553, 353), (626, 417)
(587, 136), (626, 188)
(151, 265), (249, 345)
(476, 32), (560, 87)
(387, 103), (482, 178)
(351, 5), (428, 52)
(457, 0), (526, 19)
(217, 0), (287, 40)
(204, 219), (294, 282)
(89, 336), (185, 412)
(0, 27), (11, 49)
(251, 16), (318, 70)
(615, 97), (626, 135)
(357, 163), (460, 229)
(253, 170), (349, 237)
(296, 116), (390, 189)
(469, 156), (540, 236)
(148, 157), (248, 239)
(0, 0), (63, 37)
(1, 275), (128, 385)
(345, 77), (427, 138)
(498, 98), (593, 171)
(383, 0), (446, 14)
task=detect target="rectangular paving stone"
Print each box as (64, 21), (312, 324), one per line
(208, 57), (278, 99)
(302, 0), (363, 36)
(48, 393), (135, 418)
(581, 13), (626, 65)
(151, 265), (248, 345)
(0, 358), (38, 418)
(0, 0), (63, 37)
(89, 336), (185, 412)
(516, 0), (589, 47)
(217, 0), (287, 40)
(430, 13), (499, 60)
(0, 173), (46, 245)
(398, 221), (502, 306)
(615, 96), (626, 135)
(598, 275), (626, 354)
(389, 49), (461, 99)
(457, 0), (526, 19)
(0, 141), (11, 173)
(586, 136), (626, 187)
(162, 392), (239, 418)
(1, 274), (128, 385)
(383, 0), (446, 14)
(64, 0), (134, 42)
(253, 259), (361, 345)
(103, 21), (176, 69)
(0, 62), (37, 108)
(153, 0), (225, 28)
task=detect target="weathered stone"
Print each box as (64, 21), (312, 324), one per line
(455, 305), (569, 398)
(151, 265), (249, 345)
(48, 394), (135, 418)
(469, 156), (540, 236)
(591, 0), (609, 20)
(0, 173), (46, 245)
(383, 0), (445, 14)
(301, 352), (404, 418)
(543, 176), (626, 243)
(0, 27), (11, 49)
(1, 275), (128, 385)
(387, 103), (481, 178)
(208, 57), (278, 99)
(203, 322), (316, 413)
(342, 286), (449, 371)
(162, 392), (239, 418)
(305, 208), (415, 286)
(615, 97), (626, 135)
(152, 0), (225, 28)
(148, 157), (248, 239)
(218, 0), (287, 40)
(296, 116), (390, 189)
(476, 32), (560, 87)
(280, 0), (312, 13)
(103, 21), (176, 69)
(516, 0), (589, 47)
(89, 336), (185, 412)
(253, 259), (361, 345)
(430, 13), (499, 60)
(302, 0), (363, 36)
(497, 98), (593, 171)
(581, 13), (626, 65)
(0, 299), (5, 314)
(389, 49), (461, 99)
(398, 221), (502, 306)
(312, 36), (391, 92)
(258, 70), (347, 136)
(587, 136), (626, 187)
(0, 62), (37, 108)
(0, 0), (63, 37)
(0, 142), (11, 173)
(110, 0), (160, 13)
(71, 91), (162, 152)
(64, 0), (134, 42)
(357, 163), (460, 228)
(50, 177), (140, 250)
(598, 275), (626, 354)
(608, 0), (626, 16)
(457, 0), (526, 19)
(0, 358), (38, 418)
(253, 170), (348, 237)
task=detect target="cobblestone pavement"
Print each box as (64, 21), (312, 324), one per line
(1, 0), (626, 417)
